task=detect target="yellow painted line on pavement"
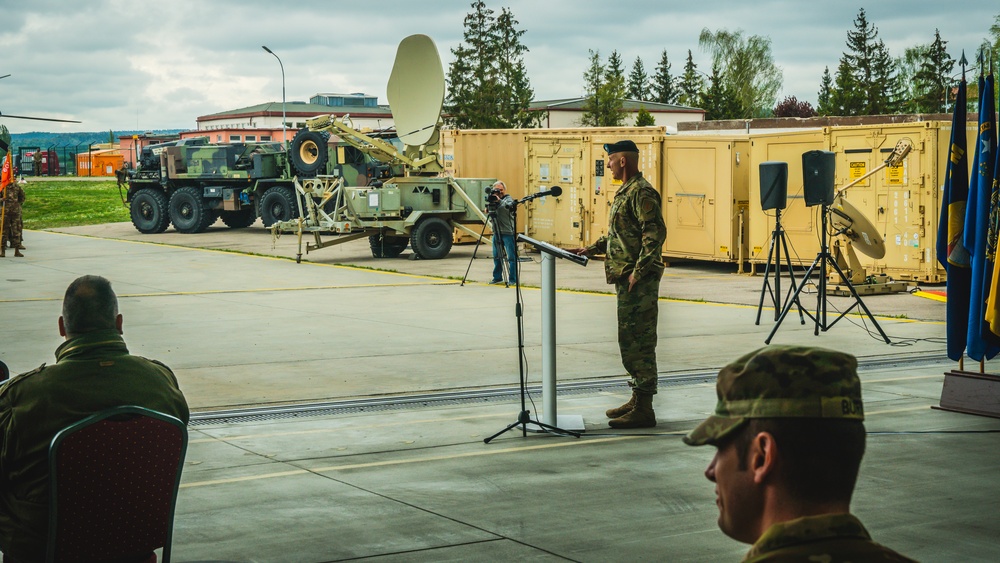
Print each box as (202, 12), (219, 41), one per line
(867, 374), (944, 383)
(180, 435), (642, 488)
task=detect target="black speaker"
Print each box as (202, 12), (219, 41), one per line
(802, 150), (835, 206)
(759, 161), (788, 210)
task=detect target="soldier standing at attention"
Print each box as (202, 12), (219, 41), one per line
(684, 346), (916, 562)
(571, 140), (666, 428)
(1, 172), (26, 258)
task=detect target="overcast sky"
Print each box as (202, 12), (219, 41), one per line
(1, 0), (998, 134)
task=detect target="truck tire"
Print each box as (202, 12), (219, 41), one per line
(130, 188), (170, 234)
(259, 186), (299, 227)
(220, 208), (257, 229)
(369, 234), (408, 258)
(290, 129), (330, 177)
(410, 217), (453, 260)
(169, 186), (214, 233)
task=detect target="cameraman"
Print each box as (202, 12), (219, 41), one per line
(487, 181), (517, 285)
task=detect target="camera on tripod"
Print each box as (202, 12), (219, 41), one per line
(485, 186), (511, 212)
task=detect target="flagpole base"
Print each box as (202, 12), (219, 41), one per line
(932, 370), (1000, 419)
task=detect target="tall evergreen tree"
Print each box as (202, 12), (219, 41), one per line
(650, 49), (677, 104)
(581, 50), (626, 127)
(700, 59), (741, 120)
(911, 30), (955, 113)
(627, 56), (650, 101)
(606, 50), (625, 83)
(494, 7), (540, 127)
(830, 8), (902, 115)
(816, 66), (834, 116)
(444, 1), (536, 129)
(699, 28), (783, 118)
(677, 50), (704, 107)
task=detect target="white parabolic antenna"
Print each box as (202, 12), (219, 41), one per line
(830, 195), (886, 260)
(387, 34), (445, 148)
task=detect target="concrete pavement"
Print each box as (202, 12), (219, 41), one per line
(1, 226), (996, 561)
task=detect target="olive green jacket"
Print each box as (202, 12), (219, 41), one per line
(0, 330), (189, 561)
(587, 173), (666, 284)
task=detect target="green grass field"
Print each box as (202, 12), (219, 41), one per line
(17, 179), (131, 230)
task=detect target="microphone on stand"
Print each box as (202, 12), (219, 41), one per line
(517, 185), (563, 205)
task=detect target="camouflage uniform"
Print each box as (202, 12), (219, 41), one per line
(0, 330), (189, 561)
(587, 172), (666, 394)
(1, 182), (25, 252)
(685, 346), (915, 563)
(743, 513), (917, 562)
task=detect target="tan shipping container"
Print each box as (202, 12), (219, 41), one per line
(826, 122), (956, 283)
(523, 129), (666, 248)
(661, 135), (750, 262)
(746, 129), (827, 268)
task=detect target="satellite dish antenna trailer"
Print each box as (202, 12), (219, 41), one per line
(271, 34), (494, 262)
(765, 141), (912, 345)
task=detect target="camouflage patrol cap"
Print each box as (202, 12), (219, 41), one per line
(684, 345), (863, 446)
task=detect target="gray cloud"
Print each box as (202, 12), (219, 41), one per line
(1, 0), (997, 133)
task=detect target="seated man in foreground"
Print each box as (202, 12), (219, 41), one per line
(0, 275), (189, 561)
(684, 345), (915, 562)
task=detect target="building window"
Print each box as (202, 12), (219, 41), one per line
(245, 135), (256, 142)
(261, 135), (272, 141)
(217, 135), (222, 142)
(295, 122), (306, 128)
(229, 135), (241, 142)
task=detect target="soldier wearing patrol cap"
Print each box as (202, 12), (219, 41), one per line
(571, 139), (666, 428)
(685, 345), (915, 562)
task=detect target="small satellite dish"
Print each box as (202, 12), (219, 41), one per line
(386, 34), (444, 148)
(830, 195), (885, 260)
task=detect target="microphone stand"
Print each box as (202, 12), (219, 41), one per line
(484, 201), (581, 443)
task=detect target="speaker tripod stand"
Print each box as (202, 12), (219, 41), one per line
(765, 203), (890, 344)
(756, 207), (805, 325)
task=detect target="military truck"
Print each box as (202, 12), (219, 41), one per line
(123, 131), (396, 234)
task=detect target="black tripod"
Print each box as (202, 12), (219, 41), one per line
(461, 202), (510, 287)
(484, 204), (580, 443)
(766, 204), (890, 344)
(755, 207), (805, 325)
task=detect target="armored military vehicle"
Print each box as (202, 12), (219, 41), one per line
(123, 132), (395, 234)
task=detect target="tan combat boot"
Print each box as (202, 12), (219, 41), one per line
(605, 391), (637, 419)
(0, 248), (5, 257)
(14, 249), (23, 257)
(608, 392), (656, 428)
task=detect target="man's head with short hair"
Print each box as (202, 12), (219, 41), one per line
(59, 275), (122, 339)
(493, 180), (507, 196)
(684, 345), (866, 544)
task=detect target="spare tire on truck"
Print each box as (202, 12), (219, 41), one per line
(290, 129), (330, 177)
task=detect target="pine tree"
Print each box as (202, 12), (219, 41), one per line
(910, 30), (955, 113)
(700, 59), (741, 120)
(494, 7), (539, 127)
(635, 106), (656, 126)
(650, 49), (676, 104)
(816, 66), (834, 116)
(444, 1), (537, 129)
(830, 8), (902, 115)
(581, 50), (626, 126)
(627, 56), (650, 101)
(677, 50), (704, 107)
(606, 50), (625, 83)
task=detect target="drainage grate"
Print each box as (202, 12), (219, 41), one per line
(188, 352), (950, 427)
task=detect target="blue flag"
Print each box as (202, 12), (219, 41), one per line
(936, 79), (971, 360)
(964, 72), (999, 361)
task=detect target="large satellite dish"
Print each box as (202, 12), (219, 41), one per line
(830, 195), (885, 259)
(386, 34), (444, 148)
